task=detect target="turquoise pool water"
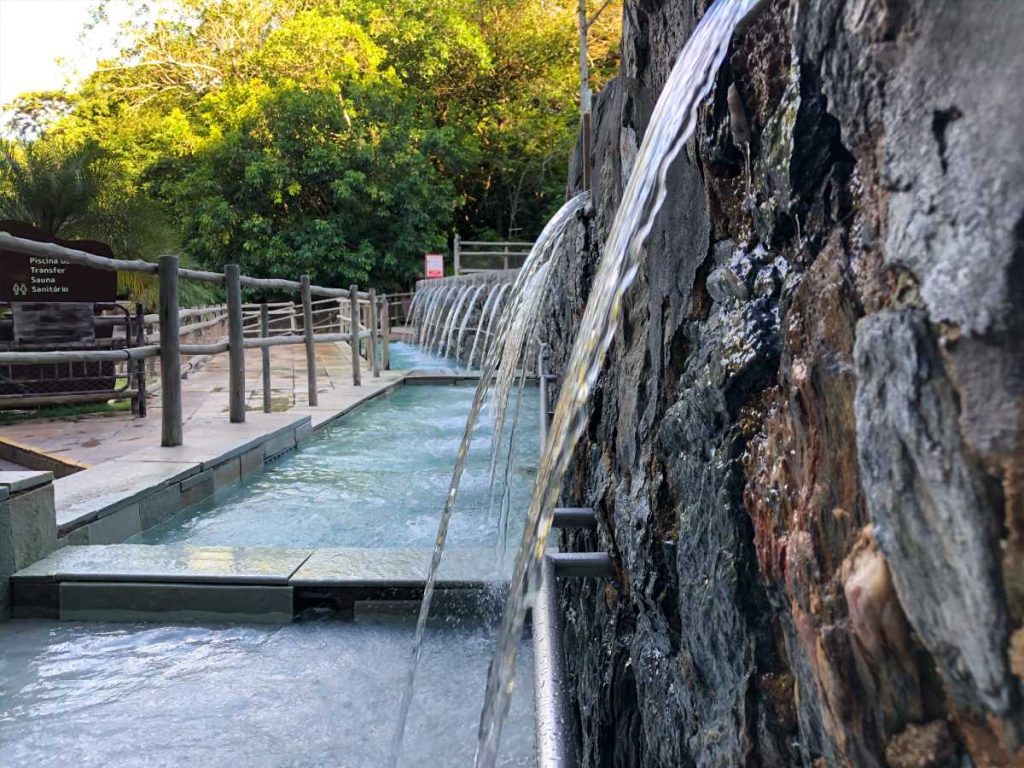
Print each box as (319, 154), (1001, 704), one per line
(0, 614), (534, 767)
(131, 383), (538, 549)
(388, 340), (462, 370)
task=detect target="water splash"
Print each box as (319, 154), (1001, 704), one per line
(474, 2), (760, 764)
(468, 286), (503, 370)
(388, 193), (588, 768)
(456, 285), (487, 362)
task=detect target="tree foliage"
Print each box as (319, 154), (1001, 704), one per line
(3, 0), (621, 290)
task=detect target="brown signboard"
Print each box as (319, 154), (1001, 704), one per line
(0, 220), (117, 303)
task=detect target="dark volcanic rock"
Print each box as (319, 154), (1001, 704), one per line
(545, 0), (1024, 765)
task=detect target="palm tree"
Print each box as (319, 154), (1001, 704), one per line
(0, 138), (101, 236)
(0, 137), (217, 308)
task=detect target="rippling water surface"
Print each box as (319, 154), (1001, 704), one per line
(0, 615), (534, 768)
(131, 383), (537, 549)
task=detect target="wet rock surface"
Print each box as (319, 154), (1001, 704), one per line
(545, 0), (1024, 765)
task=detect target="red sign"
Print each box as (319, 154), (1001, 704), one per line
(425, 253), (444, 279)
(0, 221), (117, 302)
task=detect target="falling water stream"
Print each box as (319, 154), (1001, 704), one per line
(474, 1), (761, 765)
(456, 285), (487, 361)
(387, 193), (587, 768)
(467, 286), (502, 368)
(393, 3), (757, 762)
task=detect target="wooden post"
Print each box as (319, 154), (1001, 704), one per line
(381, 296), (391, 371)
(226, 264), (245, 423)
(301, 275), (318, 406)
(349, 284), (361, 386)
(363, 301), (371, 360)
(260, 302), (272, 413)
(133, 302), (147, 418)
(368, 289), (380, 378)
(453, 234), (461, 277)
(159, 255), (183, 446)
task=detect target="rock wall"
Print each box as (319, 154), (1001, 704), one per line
(545, 1), (1024, 765)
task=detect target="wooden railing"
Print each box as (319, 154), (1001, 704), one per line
(453, 235), (532, 275)
(0, 233), (392, 447)
(384, 292), (415, 327)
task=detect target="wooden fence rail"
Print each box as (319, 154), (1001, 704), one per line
(453, 235), (532, 275)
(0, 233), (391, 448)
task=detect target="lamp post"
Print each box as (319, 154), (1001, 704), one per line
(578, 0), (614, 192)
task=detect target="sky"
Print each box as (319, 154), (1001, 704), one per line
(0, 0), (101, 106)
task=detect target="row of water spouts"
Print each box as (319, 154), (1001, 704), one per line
(390, 1), (763, 765)
(408, 279), (512, 369)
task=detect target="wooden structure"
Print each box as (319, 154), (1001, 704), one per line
(0, 222), (145, 410)
(452, 236), (533, 276)
(0, 232), (393, 448)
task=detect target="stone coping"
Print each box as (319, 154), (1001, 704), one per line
(13, 544), (507, 588)
(13, 544), (314, 585)
(0, 470), (53, 496)
(0, 437), (87, 478)
(54, 414), (310, 535)
(291, 547), (510, 586)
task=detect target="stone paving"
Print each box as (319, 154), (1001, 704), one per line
(0, 340), (384, 466)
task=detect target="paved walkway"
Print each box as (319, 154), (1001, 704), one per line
(0, 341), (395, 467)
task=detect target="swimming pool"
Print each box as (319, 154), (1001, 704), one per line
(0, 613), (534, 767)
(130, 383), (538, 550)
(388, 340), (462, 370)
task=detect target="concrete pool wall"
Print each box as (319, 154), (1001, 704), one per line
(0, 471), (59, 619)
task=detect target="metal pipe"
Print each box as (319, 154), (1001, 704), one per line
(533, 555), (579, 768)
(552, 508), (597, 529)
(533, 347), (580, 768)
(550, 552), (613, 579)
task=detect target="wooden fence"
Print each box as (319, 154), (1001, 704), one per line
(0, 233), (392, 447)
(453, 235), (532, 275)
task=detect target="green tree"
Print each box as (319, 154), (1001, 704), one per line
(0, 138), (101, 236)
(4, 0), (622, 287)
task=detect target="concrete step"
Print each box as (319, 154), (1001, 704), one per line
(11, 544), (509, 622)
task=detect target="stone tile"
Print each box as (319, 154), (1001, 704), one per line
(179, 469), (214, 506)
(289, 548), (504, 587)
(13, 544), (313, 585)
(55, 460), (200, 533)
(11, 579), (59, 619)
(8, 483), (58, 569)
(87, 504), (143, 545)
(239, 445), (263, 477)
(60, 582), (293, 624)
(0, 500), (11, 620)
(262, 430), (296, 462)
(295, 420), (313, 443)
(63, 527), (90, 546)
(0, 470), (53, 494)
(212, 458), (240, 491)
(139, 485), (183, 530)
(179, 468), (213, 493)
